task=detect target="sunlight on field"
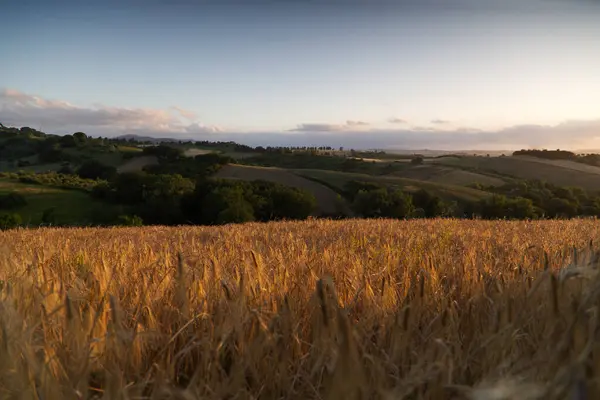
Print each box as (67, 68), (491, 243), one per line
(1, 219), (600, 398)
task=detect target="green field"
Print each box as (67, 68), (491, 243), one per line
(0, 179), (117, 225)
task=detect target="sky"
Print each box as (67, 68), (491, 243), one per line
(1, 0), (600, 150)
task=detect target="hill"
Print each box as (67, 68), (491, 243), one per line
(433, 155), (600, 191)
(387, 163), (506, 187)
(214, 164), (346, 215)
(292, 168), (492, 203)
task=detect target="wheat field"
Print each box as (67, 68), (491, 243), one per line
(1, 219), (600, 399)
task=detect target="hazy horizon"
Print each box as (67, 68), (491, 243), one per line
(2, 0), (599, 150)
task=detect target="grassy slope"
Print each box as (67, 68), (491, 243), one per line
(512, 155), (600, 174)
(388, 164), (506, 187)
(214, 164), (345, 215)
(433, 156), (600, 191)
(293, 168), (492, 203)
(0, 179), (116, 225)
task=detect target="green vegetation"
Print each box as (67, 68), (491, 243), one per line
(0, 178), (118, 226)
(5, 122), (600, 228)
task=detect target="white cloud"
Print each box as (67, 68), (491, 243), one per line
(388, 117), (407, 124)
(2, 88), (600, 150)
(431, 119), (451, 124)
(0, 88), (218, 137)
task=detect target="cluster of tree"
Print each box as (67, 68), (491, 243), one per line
(473, 180), (600, 219)
(91, 172), (316, 226)
(142, 146), (232, 178)
(75, 160), (117, 181)
(513, 149), (600, 167)
(241, 153), (405, 175)
(342, 181), (457, 219)
(180, 179), (316, 225)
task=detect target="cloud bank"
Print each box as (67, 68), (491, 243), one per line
(290, 120), (370, 132)
(2, 88), (600, 150)
(0, 88), (220, 136)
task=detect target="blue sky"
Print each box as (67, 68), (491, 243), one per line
(1, 0), (600, 149)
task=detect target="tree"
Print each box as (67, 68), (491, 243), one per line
(352, 188), (414, 219)
(200, 186), (255, 224)
(412, 189), (444, 217)
(117, 215), (144, 226)
(507, 197), (537, 219)
(0, 213), (22, 230)
(77, 160), (117, 181)
(59, 135), (77, 148)
(267, 186), (316, 220)
(73, 132), (88, 143)
(479, 194), (509, 219)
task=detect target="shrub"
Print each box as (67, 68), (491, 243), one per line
(117, 215), (144, 226)
(0, 213), (22, 230)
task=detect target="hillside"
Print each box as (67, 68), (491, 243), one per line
(1, 220), (599, 397)
(0, 178), (115, 225)
(433, 155), (600, 191)
(387, 163), (506, 187)
(214, 164), (345, 215)
(292, 168), (492, 203)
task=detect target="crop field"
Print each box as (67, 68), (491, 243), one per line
(433, 156), (600, 190)
(294, 168), (491, 203)
(1, 219), (600, 399)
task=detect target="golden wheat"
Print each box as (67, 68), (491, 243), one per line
(1, 218), (600, 399)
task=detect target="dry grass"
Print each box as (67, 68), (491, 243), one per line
(1, 219), (600, 399)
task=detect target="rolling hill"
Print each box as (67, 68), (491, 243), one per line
(433, 155), (600, 191)
(213, 164), (346, 216)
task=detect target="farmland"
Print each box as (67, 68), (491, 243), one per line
(214, 164), (344, 215)
(433, 155), (600, 191)
(1, 219), (600, 398)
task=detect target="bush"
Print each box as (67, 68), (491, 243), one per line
(117, 215), (144, 226)
(77, 160), (117, 181)
(0, 213), (22, 230)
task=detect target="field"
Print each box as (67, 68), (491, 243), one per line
(433, 156), (600, 190)
(294, 168), (492, 203)
(0, 178), (113, 225)
(1, 219), (600, 398)
(389, 164), (506, 187)
(214, 164), (344, 215)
